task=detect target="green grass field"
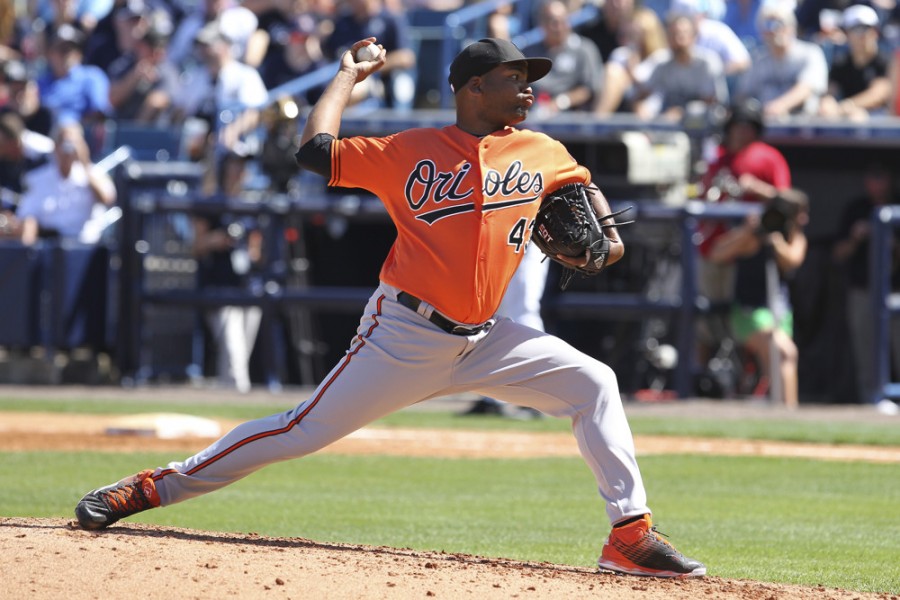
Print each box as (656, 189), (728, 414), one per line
(1, 395), (898, 594)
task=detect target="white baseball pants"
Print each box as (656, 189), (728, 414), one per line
(154, 282), (650, 525)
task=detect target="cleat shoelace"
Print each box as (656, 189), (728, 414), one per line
(650, 526), (672, 544)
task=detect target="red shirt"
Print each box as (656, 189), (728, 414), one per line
(698, 140), (791, 256)
(331, 125), (590, 324)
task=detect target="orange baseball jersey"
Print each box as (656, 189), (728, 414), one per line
(330, 125), (590, 324)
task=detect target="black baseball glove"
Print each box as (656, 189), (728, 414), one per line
(532, 182), (633, 290)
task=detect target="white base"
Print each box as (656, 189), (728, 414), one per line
(105, 413), (222, 439)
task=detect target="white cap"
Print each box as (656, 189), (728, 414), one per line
(842, 4), (879, 29)
(757, 1), (797, 30)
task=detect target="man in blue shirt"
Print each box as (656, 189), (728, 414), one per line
(37, 24), (111, 127)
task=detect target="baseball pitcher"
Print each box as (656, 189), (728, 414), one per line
(74, 37), (706, 579)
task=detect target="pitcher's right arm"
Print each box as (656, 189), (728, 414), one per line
(299, 38), (385, 145)
(295, 39), (385, 177)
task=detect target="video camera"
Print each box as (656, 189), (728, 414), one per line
(759, 190), (808, 240)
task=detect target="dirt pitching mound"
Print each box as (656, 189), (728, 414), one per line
(2, 518), (894, 600)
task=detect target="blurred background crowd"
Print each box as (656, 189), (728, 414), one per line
(1, 0), (899, 175)
(1, 0), (899, 410)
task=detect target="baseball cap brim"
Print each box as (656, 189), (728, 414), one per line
(522, 57), (552, 83)
(449, 38), (552, 93)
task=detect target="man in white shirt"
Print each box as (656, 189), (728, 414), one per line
(171, 21), (268, 156)
(17, 122), (116, 245)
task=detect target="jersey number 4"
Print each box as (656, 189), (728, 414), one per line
(508, 218), (535, 253)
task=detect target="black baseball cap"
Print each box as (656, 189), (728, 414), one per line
(50, 24), (86, 50)
(725, 98), (764, 134)
(448, 38), (552, 94)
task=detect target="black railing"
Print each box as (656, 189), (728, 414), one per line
(123, 188), (762, 396)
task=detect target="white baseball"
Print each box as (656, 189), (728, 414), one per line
(354, 43), (380, 63)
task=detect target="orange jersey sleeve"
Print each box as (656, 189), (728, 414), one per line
(331, 125), (590, 324)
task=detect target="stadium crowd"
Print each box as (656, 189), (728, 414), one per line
(2, 0), (900, 227)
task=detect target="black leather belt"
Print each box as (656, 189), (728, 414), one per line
(396, 292), (491, 336)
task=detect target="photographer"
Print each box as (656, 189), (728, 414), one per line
(707, 188), (809, 409)
(696, 98), (791, 302)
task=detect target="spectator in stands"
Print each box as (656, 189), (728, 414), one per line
(668, 0), (751, 76)
(192, 150), (263, 393)
(735, 2), (828, 117)
(0, 111), (53, 238)
(707, 187), (808, 409)
(16, 121), (116, 246)
(528, 0), (604, 114)
(578, 0), (635, 62)
(36, 24), (111, 127)
(85, 0), (185, 71)
(107, 17), (178, 123)
(818, 4), (892, 120)
(171, 21), (268, 158)
(254, 0), (328, 98)
(634, 13), (728, 121)
(723, 0), (763, 50)
(832, 164), (900, 404)
(167, 0), (263, 69)
(83, 0), (151, 73)
(2, 59), (54, 136)
(323, 0), (416, 109)
(0, 110), (54, 198)
(594, 6), (669, 115)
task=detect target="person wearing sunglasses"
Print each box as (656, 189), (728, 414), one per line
(734, 3), (828, 117)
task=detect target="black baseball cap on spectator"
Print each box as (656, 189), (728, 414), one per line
(50, 24), (86, 50)
(448, 38), (552, 94)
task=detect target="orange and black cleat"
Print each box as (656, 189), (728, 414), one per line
(75, 469), (160, 530)
(598, 515), (706, 578)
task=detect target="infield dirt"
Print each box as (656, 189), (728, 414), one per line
(2, 517), (896, 600)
